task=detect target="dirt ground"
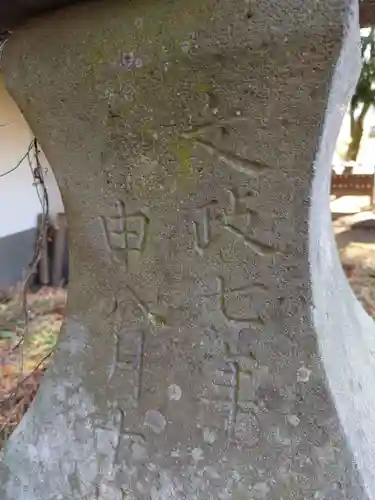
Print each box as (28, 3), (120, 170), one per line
(333, 206), (375, 317)
(339, 241), (375, 317)
(0, 287), (66, 448)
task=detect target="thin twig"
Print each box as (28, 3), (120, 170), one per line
(6, 140), (49, 366)
(0, 139), (54, 446)
(0, 398), (25, 435)
(8, 337), (24, 355)
(16, 140), (50, 379)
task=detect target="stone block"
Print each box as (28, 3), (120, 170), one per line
(0, 1), (372, 499)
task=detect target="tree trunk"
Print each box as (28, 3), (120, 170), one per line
(345, 102), (370, 162)
(346, 120), (364, 162)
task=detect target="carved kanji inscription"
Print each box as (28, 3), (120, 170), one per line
(109, 330), (145, 405)
(202, 357), (261, 447)
(100, 199), (149, 268)
(192, 138), (270, 177)
(200, 279), (266, 447)
(124, 284), (167, 327)
(190, 189), (277, 256)
(182, 119), (271, 178)
(217, 277), (267, 327)
(97, 407), (147, 482)
(192, 200), (221, 255)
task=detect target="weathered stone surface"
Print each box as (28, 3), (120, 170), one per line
(0, 0), (374, 34)
(0, 0), (373, 499)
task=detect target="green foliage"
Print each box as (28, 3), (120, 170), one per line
(352, 28), (375, 111)
(345, 29), (375, 162)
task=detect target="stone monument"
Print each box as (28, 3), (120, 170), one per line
(1, 0), (374, 499)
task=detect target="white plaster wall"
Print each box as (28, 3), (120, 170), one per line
(0, 74), (64, 239)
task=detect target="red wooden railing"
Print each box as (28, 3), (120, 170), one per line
(331, 172), (374, 203)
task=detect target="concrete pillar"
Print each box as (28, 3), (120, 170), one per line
(0, 1), (372, 499)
